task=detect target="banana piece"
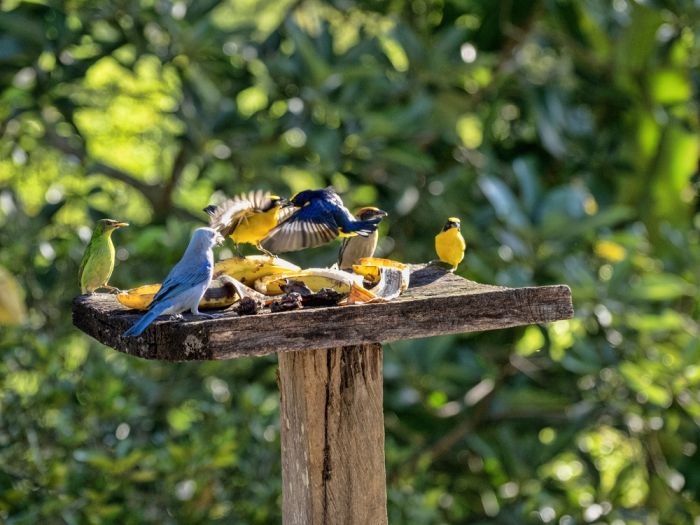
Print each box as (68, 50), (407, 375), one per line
(116, 278), (239, 311)
(353, 257), (410, 291)
(344, 282), (382, 305)
(214, 255), (300, 286)
(217, 274), (271, 304)
(366, 267), (404, 300)
(255, 268), (364, 296)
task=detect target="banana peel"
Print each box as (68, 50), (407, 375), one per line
(365, 267), (405, 300)
(352, 257), (410, 291)
(343, 282), (382, 305)
(214, 255), (300, 286)
(117, 257), (410, 313)
(116, 278), (239, 311)
(255, 268), (364, 296)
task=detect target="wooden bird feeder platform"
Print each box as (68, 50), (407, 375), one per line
(73, 264), (573, 524)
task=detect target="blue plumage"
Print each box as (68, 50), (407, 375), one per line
(260, 188), (382, 253)
(123, 228), (222, 337)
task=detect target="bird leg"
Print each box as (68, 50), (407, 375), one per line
(256, 243), (276, 259)
(233, 243), (244, 257)
(168, 314), (185, 321)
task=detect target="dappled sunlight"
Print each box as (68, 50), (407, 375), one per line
(1, 0), (700, 522)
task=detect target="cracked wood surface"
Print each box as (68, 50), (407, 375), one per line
(278, 344), (386, 525)
(72, 264), (573, 361)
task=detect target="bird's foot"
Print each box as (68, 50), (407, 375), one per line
(256, 245), (276, 258)
(168, 314), (185, 321)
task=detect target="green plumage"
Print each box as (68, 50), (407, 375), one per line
(79, 219), (128, 294)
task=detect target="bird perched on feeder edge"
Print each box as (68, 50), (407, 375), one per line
(123, 227), (223, 337)
(204, 190), (291, 255)
(434, 217), (465, 271)
(79, 218), (129, 294)
(338, 207), (388, 270)
(260, 188), (383, 254)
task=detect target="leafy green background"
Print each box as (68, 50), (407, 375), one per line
(2, 0), (700, 523)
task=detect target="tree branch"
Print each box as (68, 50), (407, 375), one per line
(86, 161), (157, 197)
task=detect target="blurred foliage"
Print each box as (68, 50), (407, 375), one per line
(2, 0), (700, 523)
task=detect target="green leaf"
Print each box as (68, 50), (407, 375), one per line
(629, 274), (695, 301)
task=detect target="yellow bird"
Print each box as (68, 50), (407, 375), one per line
(434, 217), (466, 271)
(204, 190), (291, 255)
(338, 207), (388, 270)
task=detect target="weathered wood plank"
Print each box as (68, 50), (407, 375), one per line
(279, 344), (386, 525)
(72, 264), (573, 361)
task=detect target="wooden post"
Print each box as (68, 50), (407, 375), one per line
(278, 344), (386, 525)
(72, 264), (574, 523)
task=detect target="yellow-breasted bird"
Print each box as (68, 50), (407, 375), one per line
(338, 207), (388, 270)
(79, 219), (129, 294)
(434, 217), (465, 271)
(204, 190), (291, 255)
(260, 188), (383, 254)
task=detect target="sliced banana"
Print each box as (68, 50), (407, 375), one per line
(255, 268), (364, 296)
(353, 257), (410, 291)
(214, 255), (300, 286)
(116, 278), (239, 311)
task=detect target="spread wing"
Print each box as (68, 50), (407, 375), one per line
(276, 203), (296, 224)
(204, 190), (276, 237)
(260, 204), (338, 253)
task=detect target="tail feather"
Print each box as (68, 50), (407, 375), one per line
(344, 217), (381, 237)
(123, 302), (171, 337)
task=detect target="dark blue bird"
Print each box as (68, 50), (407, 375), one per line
(260, 188), (382, 253)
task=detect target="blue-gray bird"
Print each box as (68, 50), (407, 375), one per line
(123, 227), (223, 337)
(260, 188), (382, 253)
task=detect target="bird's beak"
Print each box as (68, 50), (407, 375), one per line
(375, 209), (388, 218)
(113, 222), (129, 229)
(280, 200), (295, 208)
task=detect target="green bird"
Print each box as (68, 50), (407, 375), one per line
(79, 219), (129, 294)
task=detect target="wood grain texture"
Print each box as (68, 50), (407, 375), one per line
(72, 264), (574, 361)
(278, 344), (386, 525)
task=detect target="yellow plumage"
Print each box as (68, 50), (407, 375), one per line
(230, 207), (281, 246)
(435, 217), (466, 270)
(205, 190), (292, 253)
